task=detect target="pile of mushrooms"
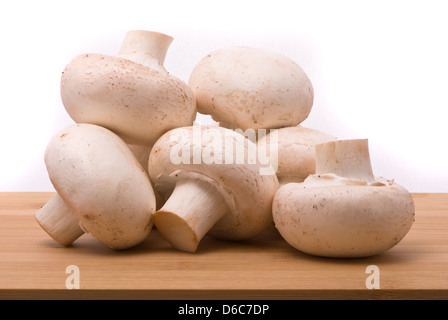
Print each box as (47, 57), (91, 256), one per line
(36, 30), (414, 257)
(36, 30), (197, 249)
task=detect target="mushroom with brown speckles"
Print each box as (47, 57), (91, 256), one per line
(273, 139), (415, 258)
(61, 30), (197, 146)
(148, 125), (279, 252)
(36, 124), (156, 249)
(188, 46), (313, 130)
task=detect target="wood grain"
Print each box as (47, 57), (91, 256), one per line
(0, 192), (447, 300)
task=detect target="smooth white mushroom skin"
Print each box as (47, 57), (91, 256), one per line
(35, 194), (85, 246)
(148, 126), (279, 252)
(257, 126), (337, 185)
(272, 139), (415, 258)
(273, 178), (415, 258)
(61, 30), (196, 146)
(45, 124), (156, 250)
(189, 46), (314, 130)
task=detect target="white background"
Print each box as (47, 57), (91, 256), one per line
(0, 0), (447, 192)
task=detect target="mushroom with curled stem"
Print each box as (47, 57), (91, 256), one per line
(188, 46), (313, 130)
(148, 125), (279, 253)
(257, 126), (337, 185)
(36, 124), (156, 249)
(272, 139), (415, 258)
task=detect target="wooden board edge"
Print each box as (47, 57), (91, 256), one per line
(1, 289), (448, 300)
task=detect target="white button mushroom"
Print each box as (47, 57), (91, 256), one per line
(37, 129), (160, 248)
(273, 139), (415, 258)
(257, 126), (337, 185)
(188, 46), (313, 130)
(61, 30), (197, 146)
(148, 126), (279, 252)
(40, 124), (156, 250)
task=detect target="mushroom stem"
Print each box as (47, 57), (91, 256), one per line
(154, 179), (229, 253)
(35, 194), (85, 246)
(315, 139), (375, 182)
(118, 30), (173, 66)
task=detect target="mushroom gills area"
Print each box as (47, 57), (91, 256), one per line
(154, 179), (229, 253)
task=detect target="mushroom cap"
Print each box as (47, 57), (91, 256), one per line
(148, 125), (279, 240)
(188, 46), (314, 130)
(273, 175), (415, 258)
(257, 126), (336, 184)
(61, 53), (196, 146)
(45, 124), (156, 249)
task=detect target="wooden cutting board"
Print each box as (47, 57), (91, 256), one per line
(0, 192), (447, 300)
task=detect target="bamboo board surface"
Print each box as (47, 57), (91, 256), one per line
(0, 192), (447, 300)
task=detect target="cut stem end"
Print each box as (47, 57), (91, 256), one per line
(154, 179), (229, 253)
(315, 139), (375, 182)
(118, 30), (173, 66)
(35, 194), (85, 246)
